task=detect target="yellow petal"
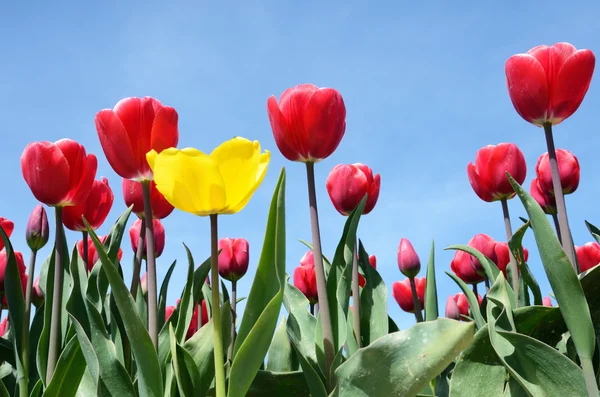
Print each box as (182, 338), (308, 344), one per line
(147, 147), (227, 216)
(209, 137), (270, 214)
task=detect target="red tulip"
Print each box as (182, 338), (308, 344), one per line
(165, 305), (175, 321)
(535, 150), (580, 195)
(495, 242), (529, 277)
(95, 97), (179, 181)
(0, 218), (14, 252)
(218, 238), (249, 282)
(122, 179), (174, 219)
(62, 177), (114, 231)
(530, 178), (557, 215)
(356, 254), (377, 289)
(467, 143), (526, 202)
(32, 275), (44, 307)
(576, 242), (600, 273)
(129, 219), (165, 259)
(392, 277), (425, 313)
(397, 238), (421, 278)
(79, 235), (123, 271)
(453, 292), (483, 320)
(445, 295), (461, 320)
(294, 251), (318, 303)
(0, 251), (26, 295)
(450, 250), (484, 284)
(469, 233), (498, 273)
(505, 42), (595, 126)
(267, 84), (346, 162)
(21, 139), (97, 207)
(140, 273), (148, 295)
(543, 297), (553, 307)
(326, 164), (380, 215)
(0, 318), (8, 337)
(369, 255), (376, 269)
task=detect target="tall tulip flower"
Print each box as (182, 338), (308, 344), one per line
(294, 253), (318, 307)
(21, 138), (97, 383)
(536, 150), (580, 195)
(468, 143), (525, 294)
(506, 43), (595, 272)
(148, 136), (269, 397)
(530, 178), (556, 215)
(452, 293), (483, 321)
(495, 242), (529, 278)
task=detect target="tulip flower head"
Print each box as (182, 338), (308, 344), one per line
(397, 238), (421, 278)
(95, 97), (179, 181)
(79, 235), (123, 271)
(267, 84), (346, 163)
(451, 234), (498, 284)
(122, 179), (174, 219)
(32, 275), (44, 307)
(369, 255), (376, 268)
(218, 238), (249, 282)
(543, 297), (553, 307)
(140, 273), (148, 296)
(535, 150), (580, 195)
(165, 305), (176, 321)
(0, 218), (14, 252)
(129, 219), (165, 259)
(62, 177), (114, 231)
(530, 178), (557, 215)
(21, 139), (97, 207)
(453, 292), (483, 321)
(495, 242), (528, 277)
(576, 242), (600, 273)
(505, 42), (595, 126)
(326, 163), (380, 216)
(467, 143), (527, 202)
(445, 295), (461, 320)
(147, 137), (269, 216)
(294, 251), (318, 303)
(392, 277), (425, 313)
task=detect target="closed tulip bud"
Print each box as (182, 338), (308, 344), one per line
(536, 150), (580, 195)
(25, 205), (48, 252)
(165, 305), (176, 321)
(543, 297), (553, 307)
(21, 139), (97, 207)
(392, 277), (425, 313)
(445, 295), (461, 320)
(0, 318), (8, 337)
(0, 218), (14, 252)
(468, 143), (527, 202)
(453, 292), (483, 320)
(397, 238), (421, 278)
(326, 164), (381, 216)
(267, 84), (346, 163)
(95, 97), (179, 181)
(32, 275), (44, 307)
(495, 242), (528, 277)
(130, 219), (165, 259)
(63, 177), (114, 231)
(0, 251), (26, 295)
(218, 238), (249, 282)
(506, 42), (595, 126)
(79, 236), (123, 271)
(294, 251), (318, 303)
(122, 179), (174, 219)
(530, 178), (556, 215)
(369, 255), (376, 269)
(140, 273), (148, 295)
(575, 242), (600, 273)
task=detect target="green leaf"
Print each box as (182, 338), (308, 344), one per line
(37, 251), (55, 386)
(345, 309), (358, 357)
(158, 261), (177, 331)
(169, 324), (202, 396)
(67, 246), (89, 334)
(445, 272), (485, 328)
(43, 335), (86, 397)
(0, 379), (8, 397)
(357, 241), (388, 346)
(229, 168), (287, 397)
(445, 244), (500, 284)
(245, 370), (310, 397)
(175, 245), (195, 344)
(29, 379), (43, 397)
(333, 319), (475, 397)
(507, 221), (542, 306)
(266, 318), (298, 372)
(509, 174), (596, 361)
(85, 212), (163, 397)
(388, 316), (399, 333)
(424, 240), (438, 321)
(585, 220), (600, 244)
(192, 255), (211, 307)
(513, 306), (566, 347)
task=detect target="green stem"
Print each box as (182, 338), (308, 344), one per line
(228, 279), (237, 362)
(47, 206), (64, 384)
(20, 249), (37, 397)
(500, 198), (519, 300)
(581, 357), (600, 397)
(351, 243), (361, 347)
(141, 181), (158, 350)
(409, 277), (423, 322)
(130, 217), (146, 299)
(210, 214), (226, 397)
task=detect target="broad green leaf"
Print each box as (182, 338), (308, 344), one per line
(158, 260), (177, 331)
(67, 247), (90, 334)
(175, 246), (195, 343)
(85, 213), (163, 397)
(229, 168), (287, 397)
(357, 241), (387, 346)
(345, 309), (358, 357)
(513, 306), (566, 347)
(445, 272), (485, 328)
(29, 379), (43, 397)
(0, 338), (14, 367)
(245, 370), (310, 397)
(191, 254), (211, 306)
(508, 221), (542, 306)
(0, 379), (8, 397)
(169, 325), (202, 396)
(37, 251), (55, 386)
(43, 335), (86, 397)
(135, 284), (148, 331)
(510, 175), (596, 361)
(266, 318), (298, 372)
(333, 319), (475, 397)
(445, 244), (500, 284)
(75, 368), (96, 397)
(424, 240), (438, 321)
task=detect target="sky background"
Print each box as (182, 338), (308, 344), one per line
(1, 1), (600, 331)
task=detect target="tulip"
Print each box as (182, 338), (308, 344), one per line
(78, 236), (123, 272)
(165, 305), (175, 321)
(21, 139), (97, 207)
(495, 242), (529, 277)
(369, 255), (376, 268)
(505, 42), (595, 127)
(392, 277), (425, 314)
(453, 293), (483, 321)
(200, 300), (209, 327)
(294, 252), (318, 306)
(356, 254), (377, 289)
(140, 273), (148, 296)
(326, 164), (380, 215)
(543, 297), (553, 307)
(267, 84), (346, 163)
(576, 242), (600, 273)
(218, 238), (249, 282)
(530, 178), (557, 215)
(122, 179), (174, 219)
(445, 295), (461, 320)
(451, 250), (484, 285)
(62, 177), (114, 231)
(469, 233), (497, 275)
(130, 219), (165, 259)
(397, 238), (421, 278)
(536, 150), (580, 195)
(95, 96), (179, 182)
(32, 276), (44, 307)
(0, 318), (7, 337)
(0, 251), (26, 296)
(0, 218), (14, 252)
(25, 206), (48, 253)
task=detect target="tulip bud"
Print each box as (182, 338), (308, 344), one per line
(130, 219), (165, 259)
(79, 236), (124, 271)
(32, 275), (44, 307)
(218, 238), (249, 282)
(445, 295), (461, 320)
(536, 149), (580, 195)
(495, 242), (529, 277)
(453, 292), (483, 321)
(0, 318), (8, 337)
(0, 218), (14, 252)
(165, 305), (176, 321)
(543, 297), (553, 307)
(369, 255), (376, 269)
(326, 164), (381, 216)
(576, 242), (600, 273)
(392, 277), (425, 313)
(25, 205), (49, 252)
(140, 273), (148, 295)
(530, 178), (556, 215)
(397, 238), (421, 278)
(294, 251), (318, 303)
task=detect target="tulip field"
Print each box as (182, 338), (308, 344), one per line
(2, 29), (600, 397)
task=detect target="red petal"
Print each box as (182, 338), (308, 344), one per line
(148, 106), (179, 178)
(96, 109), (138, 179)
(505, 54), (549, 124)
(21, 142), (71, 205)
(55, 139), (86, 197)
(303, 88), (346, 161)
(267, 96), (300, 161)
(280, 86), (316, 160)
(467, 162), (493, 202)
(67, 154), (98, 207)
(551, 49), (595, 124)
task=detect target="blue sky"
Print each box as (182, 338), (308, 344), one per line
(1, 1), (600, 330)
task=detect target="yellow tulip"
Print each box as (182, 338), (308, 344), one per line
(147, 137), (270, 216)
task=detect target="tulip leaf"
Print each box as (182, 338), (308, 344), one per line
(158, 260), (177, 331)
(266, 317), (297, 372)
(135, 284), (148, 332)
(44, 335), (86, 397)
(67, 246), (90, 334)
(36, 251), (55, 386)
(244, 370), (310, 397)
(175, 245), (195, 344)
(357, 241), (388, 346)
(445, 244), (500, 284)
(85, 213), (163, 397)
(509, 175), (596, 361)
(585, 220), (600, 244)
(345, 308), (358, 357)
(513, 306), (566, 347)
(0, 380), (8, 397)
(507, 221), (542, 306)
(229, 168), (287, 397)
(445, 272), (485, 328)
(424, 240), (438, 321)
(169, 324), (201, 396)
(192, 254), (211, 305)
(332, 319), (475, 397)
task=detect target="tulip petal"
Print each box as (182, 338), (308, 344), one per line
(551, 49), (595, 124)
(505, 54), (549, 125)
(67, 154), (98, 207)
(21, 142), (71, 205)
(267, 96), (299, 161)
(96, 109), (139, 179)
(279, 85), (317, 160)
(303, 87), (346, 161)
(150, 106), (179, 154)
(467, 162), (493, 202)
(55, 139), (86, 195)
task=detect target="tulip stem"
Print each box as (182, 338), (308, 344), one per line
(484, 278), (490, 293)
(141, 181), (159, 350)
(409, 277), (423, 323)
(351, 243), (362, 347)
(552, 213), (563, 245)
(130, 218), (146, 299)
(82, 231), (89, 273)
(309, 303), (315, 316)
(20, 249), (37, 397)
(581, 357), (600, 397)
(500, 198), (519, 299)
(544, 123), (578, 272)
(305, 162), (335, 389)
(472, 283), (478, 297)
(210, 215), (226, 397)
(228, 279), (237, 362)
(47, 206), (64, 384)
